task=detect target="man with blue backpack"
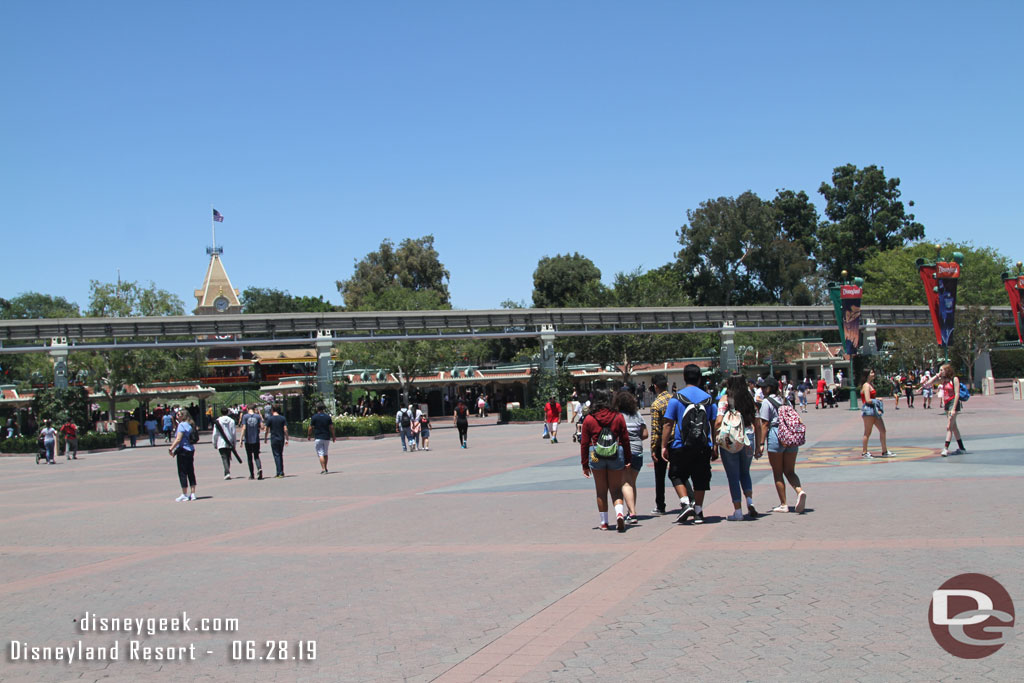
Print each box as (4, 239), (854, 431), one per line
(660, 364), (718, 525)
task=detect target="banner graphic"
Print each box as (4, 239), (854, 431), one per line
(840, 284), (863, 355)
(1004, 273), (1024, 344)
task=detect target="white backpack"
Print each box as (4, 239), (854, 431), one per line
(715, 401), (749, 453)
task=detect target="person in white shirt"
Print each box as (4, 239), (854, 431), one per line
(212, 407), (237, 479)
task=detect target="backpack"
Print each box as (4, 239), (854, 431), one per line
(715, 403), (749, 454)
(768, 397), (806, 447)
(677, 394), (712, 451)
(592, 426), (620, 459)
(420, 414), (429, 427)
(188, 423), (200, 445)
(400, 410), (411, 428)
(959, 382), (971, 402)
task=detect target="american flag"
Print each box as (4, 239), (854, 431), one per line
(212, 209), (224, 222)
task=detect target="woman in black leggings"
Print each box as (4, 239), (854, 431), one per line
(168, 409), (198, 501)
(454, 400), (469, 448)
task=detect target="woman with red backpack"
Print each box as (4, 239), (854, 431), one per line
(756, 377), (807, 513)
(580, 389), (632, 532)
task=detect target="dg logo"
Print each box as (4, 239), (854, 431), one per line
(929, 573), (1015, 658)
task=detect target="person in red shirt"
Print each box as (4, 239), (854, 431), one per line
(544, 395), (562, 444)
(580, 389), (632, 532)
(815, 377), (827, 409)
(59, 420), (79, 460)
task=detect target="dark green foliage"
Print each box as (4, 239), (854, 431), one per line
(0, 292), (80, 319)
(31, 386), (91, 426)
(991, 349), (1024, 378)
(532, 253), (606, 308)
(240, 288), (335, 313)
(337, 235), (450, 310)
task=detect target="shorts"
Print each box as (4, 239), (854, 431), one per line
(629, 453), (643, 471)
(589, 445), (625, 471)
(923, 388), (933, 397)
(420, 428), (430, 439)
(667, 445), (712, 491)
(861, 404), (877, 418)
(766, 427), (799, 454)
(314, 439), (330, 458)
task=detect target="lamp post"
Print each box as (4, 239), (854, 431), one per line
(828, 270), (864, 410)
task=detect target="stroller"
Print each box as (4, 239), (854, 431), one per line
(823, 384), (840, 408)
(571, 409), (587, 443)
(35, 435), (46, 464)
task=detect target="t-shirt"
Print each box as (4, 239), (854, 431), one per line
(126, 419), (140, 436)
(162, 414), (173, 430)
(60, 423), (78, 438)
(242, 413), (263, 443)
(310, 412), (333, 440)
(621, 412), (645, 456)
(816, 379), (827, 393)
(175, 422), (195, 452)
(663, 386), (717, 450)
(544, 402), (561, 423)
(758, 395), (786, 429)
(144, 419), (158, 433)
(266, 414), (287, 441)
(41, 427), (57, 442)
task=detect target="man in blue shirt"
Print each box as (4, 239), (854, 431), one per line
(660, 364), (718, 524)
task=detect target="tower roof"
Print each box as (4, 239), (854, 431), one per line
(194, 253), (242, 314)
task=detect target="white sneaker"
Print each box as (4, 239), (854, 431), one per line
(727, 510), (744, 521)
(188, 493), (196, 501)
(224, 474), (231, 480)
(940, 448), (949, 456)
(862, 452), (874, 459)
(881, 451), (895, 457)
(795, 491), (807, 513)
(175, 494), (188, 502)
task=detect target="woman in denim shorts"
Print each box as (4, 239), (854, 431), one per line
(756, 377), (807, 513)
(614, 390), (648, 524)
(859, 369), (893, 458)
(580, 390), (632, 532)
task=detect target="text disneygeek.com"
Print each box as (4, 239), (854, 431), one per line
(8, 612), (316, 664)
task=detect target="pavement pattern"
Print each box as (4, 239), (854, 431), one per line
(1, 392), (1022, 682)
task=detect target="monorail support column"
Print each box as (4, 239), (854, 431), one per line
(539, 325), (556, 375)
(315, 330), (335, 412)
(862, 318), (878, 356)
(49, 337), (69, 390)
(720, 322), (737, 373)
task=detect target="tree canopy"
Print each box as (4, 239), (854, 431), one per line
(240, 287), (336, 314)
(532, 253), (606, 308)
(817, 164), (925, 280)
(337, 235), (450, 311)
(0, 292), (80, 319)
(861, 242), (1011, 306)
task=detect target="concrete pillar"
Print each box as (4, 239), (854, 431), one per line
(315, 330), (335, 411)
(539, 325), (556, 375)
(49, 337), (69, 390)
(720, 321), (737, 372)
(975, 350), (995, 395)
(862, 318), (878, 356)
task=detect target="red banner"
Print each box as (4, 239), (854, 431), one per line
(1005, 275), (1024, 344)
(918, 264), (943, 346)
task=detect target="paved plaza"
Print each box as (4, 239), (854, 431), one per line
(1, 393), (1023, 682)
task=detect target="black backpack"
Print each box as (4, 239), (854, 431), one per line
(400, 410), (411, 428)
(677, 394), (712, 451)
(188, 423), (200, 445)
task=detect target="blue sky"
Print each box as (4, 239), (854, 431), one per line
(2, 1), (1022, 312)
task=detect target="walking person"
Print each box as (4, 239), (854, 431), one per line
(757, 378), (807, 513)
(815, 376), (826, 409)
(796, 378), (809, 413)
(396, 404), (415, 452)
(661, 364), (717, 525)
(544, 395), (561, 444)
(715, 373), (759, 520)
(212, 407), (237, 480)
(241, 405), (264, 479)
(924, 364), (967, 456)
(614, 389), (647, 524)
(144, 414), (158, 447)
(921, 370), (934, 409)
(126, 414), (140, 447)
(39, 419), (58, 465)
(648, 374), (692, 515)
(59, 419), (79, 460)
(859, 369), (893, 458)
(418, 412), (431, 451)
(162, 411), (174, 443)
(307, 403), (335, 474)
(454, 399), (469, 448)
(168, 409), (197, 501)
(264, 405), (289, 477)
(580, 389), (632, 532)
(903, 373), (916, 408)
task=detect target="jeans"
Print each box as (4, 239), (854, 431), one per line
(176, 449), (196, 488)
(270, 439), (285, 476)
(219, 448), (233, 475)
(245, 441), (262, 476)
(399, 427), (414, 450)
(44, 439), (56, 463)
(148, 428), (157, 446)
(720, 447), (754, 503)
(652, 453), (668, 511)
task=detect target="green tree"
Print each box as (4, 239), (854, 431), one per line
(948, 306), (998, 386)
(31, 386), (91, 426)
(817, 164), (925, 280)
(337, 235), (450, 310)
(240, 287), (336, 313)
(0, 292), (80, 319)
(861, 242), (1011, 306)
(532, 253), (607, 308)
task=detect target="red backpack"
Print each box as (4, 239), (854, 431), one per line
(768, 397), (806, 447)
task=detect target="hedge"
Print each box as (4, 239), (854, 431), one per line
(991, 349), (1024, 378)
(1, 432), (121, 454)
(300, 415), (396, 437)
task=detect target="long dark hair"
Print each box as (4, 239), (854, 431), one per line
(613, 390), (638, 416)
(725, 374), (756, 426)
(589, 389), (612, 414)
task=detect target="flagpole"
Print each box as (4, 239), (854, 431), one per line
(210, 204), (217, 254)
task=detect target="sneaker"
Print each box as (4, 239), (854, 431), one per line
(650, 508), (667, 516)
(862, 452), (874, 459)
(746, 503), (758, 518)
(275, 474), (284, 478)
(676, 505), (695, 524)
(542, 434), (550, 439)
(257, 471), (263, 480)
(880, 451), (895, 457)
(188, 493), (196, 501)
(175, 494), (188, 502)
(599, 522), (609, 530)
(728, 510), (744, 521)
(627, 515), (639, 525)
(940, 448), (949, 456)
(616, 514), (626, 533)
(224, 474), (231, 480)
(694, 511), (705, 525)
(461, 443), (466, 449)
(772, 504), (789, 513)
(795, 491), (807, 513)
(950, 448), (964, 455)
(249, 475), (255, 480)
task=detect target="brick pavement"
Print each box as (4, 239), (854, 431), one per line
(0, 395), (1022, 682)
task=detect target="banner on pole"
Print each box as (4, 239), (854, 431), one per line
(840, 284), (863, 355)
(1004, 272), (1024, 344)
(918, 259), (961, 347)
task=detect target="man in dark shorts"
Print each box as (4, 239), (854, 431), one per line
(264, 405), (289, 478)
(661, 364), (718, 525)
(307, 404), (335, 474)
(241, 405), (264, 479)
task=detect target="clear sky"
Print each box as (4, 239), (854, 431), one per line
(2, 1), (1022, 312)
